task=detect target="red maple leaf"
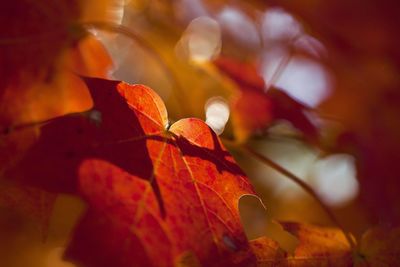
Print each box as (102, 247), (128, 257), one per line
(4, 77), (259, 266)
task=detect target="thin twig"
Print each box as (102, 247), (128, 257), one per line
(243, 144), (356, 250)
(222, 138), (356, 250)
(266, 50), (292, 90)
(266, 34), (304, 91)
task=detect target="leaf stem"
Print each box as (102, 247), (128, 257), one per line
(266, 34), (307, 91)
(222, 138), (356, 250)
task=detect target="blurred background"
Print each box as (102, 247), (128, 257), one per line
(1, 0), (400, 266)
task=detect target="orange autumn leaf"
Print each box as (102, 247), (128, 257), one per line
(252, 224), (400, 267)
(250, 222), (353, 267)
(280, 222), (352, 266)
(250, 236), (286, 265)
(4, 77), (259, 266)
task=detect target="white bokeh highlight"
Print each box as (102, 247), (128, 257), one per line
(262, 49), (332, 107)
(261, 8), (302, 41)
(176, 16), (221, 63)
(310, 154), (359, 207)
(205, 97), (230, 136)
(217, 7), (261, 48)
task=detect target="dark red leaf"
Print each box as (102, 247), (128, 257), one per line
(214, 57), (318, 143)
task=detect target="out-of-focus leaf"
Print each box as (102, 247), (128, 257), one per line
(0, 33), (113, 129)
(250, 222), (353, 266)
(357, 226), (400, 266)
(0, 0), (117, 92)
(174, 251), (202, 267)
(268, 0), (400, 224)
(0, 69), (92, 129)
(250, 236), (286, 265)
(81, 0), (125, 24)
(0, 182), (56, 237)
(230, 88), (273, 142)
(0, 128), (37, 173)
(0, 0), (82, 94)
(251, 222), (400, 266)
(214, 57), (318, 143)
(280, 222), (352, 266)
(67, 35), (114, 79)
(0, 0), (114, 129)
(214, 57), (265, 91)
(266, 88), (318, 145)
